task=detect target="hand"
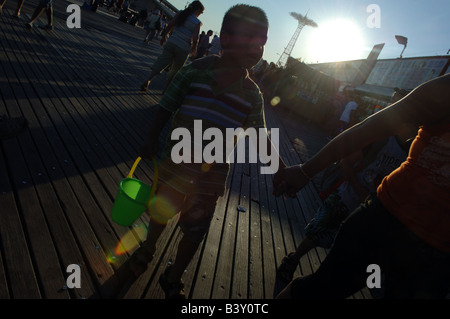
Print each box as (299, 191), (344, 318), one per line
(273, 165), (309, 198)
(139, 137), (159, 159)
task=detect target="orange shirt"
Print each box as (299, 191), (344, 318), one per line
(378, 122), (450, 253)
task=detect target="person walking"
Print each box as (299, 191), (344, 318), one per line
(140, 1), (204, 92)
(0, 0), (25, 18)
(24, 0), (54, 30)
(143, 9), (161, 43)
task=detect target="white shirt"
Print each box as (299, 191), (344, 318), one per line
(339, 101), (358, 123)
(208, 37), (221, 55)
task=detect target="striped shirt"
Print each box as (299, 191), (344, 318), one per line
(158, 56), (265, 196)
(167, 14), (201, 52)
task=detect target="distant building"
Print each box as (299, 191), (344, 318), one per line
(271, 53), (449, 127)
(310, 55), (450, 106)
(131, 0), (179, 18)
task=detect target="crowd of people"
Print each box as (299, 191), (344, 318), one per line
(1, 0), (448, 301)
(0, 0), (54, 29)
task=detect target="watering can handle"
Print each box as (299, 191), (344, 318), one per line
(127, 156), (159, 207)
(127, 157), (142, 178)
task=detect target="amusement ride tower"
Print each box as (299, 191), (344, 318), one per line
(277, 12), (318, 67)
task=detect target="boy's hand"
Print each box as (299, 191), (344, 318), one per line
(273, 165), (308, 198)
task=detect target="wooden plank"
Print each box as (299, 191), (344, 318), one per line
(0, 30), (63, 299)
(189, 163), (237, 299)
(0, 22), (107, 299)
(35, 31), (157, 190)
(41, 24), (162, 189)
(0, 244), (10, 299)
(210, 162), (243, 299)
(255, 160), (277, 298)
(2, 21), (120, 294)
(266, 109), (322, 277)
(268, 102), (371, 299)
(247, 163), (264, 299)
(260, 162), (290, 276)
(3, 140), (72, 299)
(143, 221), (183, 299)
(231, 171), (251, 299)
(0, 143), (41, 298)
(121, 215), (181, 299)
(0, 57), (75, 299)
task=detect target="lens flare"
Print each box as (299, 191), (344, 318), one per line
(149, 196), (178, 225)
(114, 222), (148, 256)
(106, 253), (119, 264)
(201, 163), (211, 172)
(270, 96), (281, 106)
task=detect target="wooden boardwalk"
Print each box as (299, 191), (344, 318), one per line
(0, 0), (372, 300)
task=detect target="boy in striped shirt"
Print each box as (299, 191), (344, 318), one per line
(104, 4), (284, 299)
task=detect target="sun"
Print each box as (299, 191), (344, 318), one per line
(308, 19), (365, 63)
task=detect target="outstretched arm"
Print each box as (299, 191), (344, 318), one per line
(273, 73), (450, 197)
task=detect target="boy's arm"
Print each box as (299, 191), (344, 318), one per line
(139, 105), (172, 159)
(139, 64), (195, 158)
(245, 88), (286, 172)
(273, 73), (450, 198)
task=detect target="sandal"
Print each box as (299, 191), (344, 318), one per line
(140, 82), (148, 92)
(276, 252), (298, 283)
(159, 265), (185, 299)
(127, 243), (154, 276)
(39, 24), (54, 31)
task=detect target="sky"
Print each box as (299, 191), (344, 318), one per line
(166, 0), (450, 65)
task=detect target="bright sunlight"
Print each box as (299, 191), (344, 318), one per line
(308, 19), (365, 63)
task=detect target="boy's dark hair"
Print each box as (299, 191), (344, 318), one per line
(220, 4), (268, 36)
